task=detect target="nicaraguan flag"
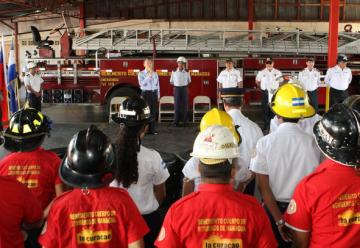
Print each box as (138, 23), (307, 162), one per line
(7, 41), (17, 113)
(292, 97), (305, 106)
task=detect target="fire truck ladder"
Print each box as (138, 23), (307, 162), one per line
(73, 28), (360, 55)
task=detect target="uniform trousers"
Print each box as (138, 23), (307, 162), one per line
(265, 201), (292, 248)
(27, 93), (42, 111)
(174, 86), (188, 124)
(330, 87), (349, 107)
(141, 90), (158, 133)
(307, 89), (319, 113)
(261, 90), (273, 130)
(142, 210), (163, 248)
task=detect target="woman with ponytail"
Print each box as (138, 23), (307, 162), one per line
(111, 95), (170, 248)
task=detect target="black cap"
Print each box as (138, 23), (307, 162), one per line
(337, 54), (348, 62)
(313, 104), (360, 166)
(265, 57), (273, 64)
(220, 87), (244, 107)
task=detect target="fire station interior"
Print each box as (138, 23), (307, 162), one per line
(0, 0), (359, 247)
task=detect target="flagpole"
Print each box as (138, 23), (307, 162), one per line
(1, 35), (9, 119)
(12, 33), (20, 109)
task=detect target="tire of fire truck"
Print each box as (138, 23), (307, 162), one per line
(105, 86), (140, 115)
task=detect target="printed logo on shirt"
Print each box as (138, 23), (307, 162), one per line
(8, 165), (40, 175)
(203, 235), (242, 248)
(198, 218), (247, 232)
(158, 227), (166, 241)
(332, 193), (360, 209)
(338, 210), (360, 227)
(287, 199), (297, 215)
(70, 210), (117, 226)
(77, 229), (112, 244)
(16, 177), (38, 188)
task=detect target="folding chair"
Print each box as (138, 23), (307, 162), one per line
(109, 96), (127, 123)
(193, 96), (211, 122)
(158, 96), (175, 122)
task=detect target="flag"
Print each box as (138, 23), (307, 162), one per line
(7, 40), (17, 113)
(0, 38), (9, 126)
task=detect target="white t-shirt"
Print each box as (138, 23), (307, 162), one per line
(110, 145), (170, 214)
(24, 73), (44, 93)
(250, 123), (321, 202)
(182, 157), (201, 191)
(269, 114), (322, 136)
(217, 68), (242, 88)
(227, 109), (263, 171)
(170, 69), (191, 87)
(298, 68), (321, 91)
(324, 65), (352, 90)
(256, 68), (282, 91)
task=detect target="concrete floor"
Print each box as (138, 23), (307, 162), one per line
(0, 104), (263, 159)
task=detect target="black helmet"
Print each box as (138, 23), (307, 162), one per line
(60, 125), (115, 188)
(343, 95), (360, 113)
(112, 95), (153, 127)
(313, 104), (360, 166)
(4, 108), (51, 152)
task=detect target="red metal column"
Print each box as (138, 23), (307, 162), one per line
(326, 0), (340, 111)
(78, 1), (86, 56)
(248, 0), (254, 40)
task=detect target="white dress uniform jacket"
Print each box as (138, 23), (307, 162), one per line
(256, 68), (282, 91)
(24, 73), (44, 93)
(270, 114), (322, 136)
(110, 145), (170, 214)
(250, 123), (321, 202)
(170, 68), (191, 87)
(217, 68), (242, 88)
(324, 65), (352, 90)
(298, 68), (321, 91)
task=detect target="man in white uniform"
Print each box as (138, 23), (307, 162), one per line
(325, 54), (352, 106)
(217, 58), (242, 89)
(298, 57), (321, 112)
(270, 113), (322, 135)
(221, 88), (263, 194)
(255, 58), (282, 130)
(24, 62), (44, 111)
(170, 56), (191, 126)
(250, 83), (321, 248)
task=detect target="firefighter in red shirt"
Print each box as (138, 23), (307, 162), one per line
(0, 176), (43, 248)
(39, 125), (149, 248)
(155, 125), (277, 248)
(283, 104), (360, 247)
(0, 108), (63, 248)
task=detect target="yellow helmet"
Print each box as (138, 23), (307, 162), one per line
(270, 83), (315, 119)
(200, 108), (241, 144)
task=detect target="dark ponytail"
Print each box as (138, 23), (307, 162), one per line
(114, 124), (143, 188)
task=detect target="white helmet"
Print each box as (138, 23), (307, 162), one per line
(190, 125), (239, 165)
(27, 62), (37, 69)
(176, 56), (187, 64)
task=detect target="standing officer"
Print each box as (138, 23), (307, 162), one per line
(325, 54), (352, 106)
(138, 57), (160, 135)
(255, 58), (282, 130)
(156, 125), (277, 248)
(221, 88), (263, 194)
(170, 56), (191, 126)
(24, 62), (43, 111)
(250, 83), (321, 248)
(39, 126), (149, 248)
(283, 104), (360, 247)
(217, 58), (243, 89)
(298, 57), (321, 113)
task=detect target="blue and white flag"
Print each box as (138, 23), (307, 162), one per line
(7, 40), (17, 113)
